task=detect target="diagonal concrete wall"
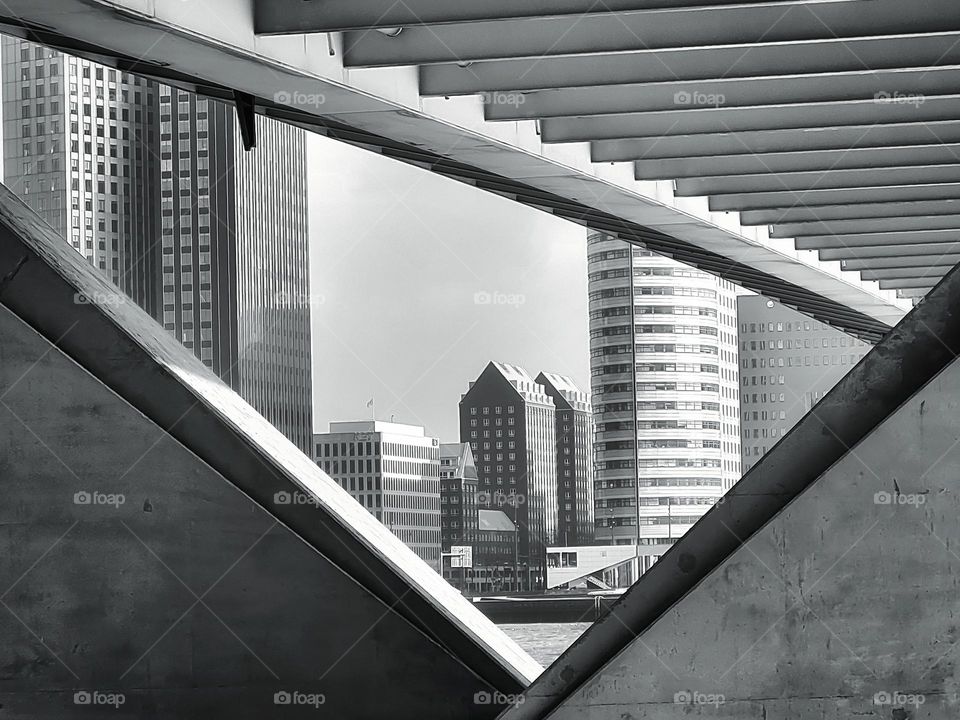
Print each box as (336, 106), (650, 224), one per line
(539, 318), (960, 718)
(0, 185), (539, 717)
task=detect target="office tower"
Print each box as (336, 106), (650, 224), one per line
(536, 372), (595, 547)
(158, 87), (312, 452)
(738, 296), (872, 473)
(1, 37), (160, 313)
(588, 232), (741, 575)
(459, 362), (558, 592)
(3, 38), (313, 453)
(313, 421), (442, 572)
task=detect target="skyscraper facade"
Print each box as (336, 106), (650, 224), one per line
(536, 372), (595, 547)
(313, 421), (442, 572)
(159, 87), (312, 451)
(588, 232), (740, 574)
(738, 296), (871, 473)
(3, 39), (313, 453)
(1, 37), (160, 313)
(459, 361), (558, 592)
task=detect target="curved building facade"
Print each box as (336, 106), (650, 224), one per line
(588, 233), (740, 573)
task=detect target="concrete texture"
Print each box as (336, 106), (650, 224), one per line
(503, 261), (960, 720)
(541, 323), (960, 718)
(0, 185), (538, 717)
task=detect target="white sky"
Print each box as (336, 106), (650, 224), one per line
(307, 134), (590, 442)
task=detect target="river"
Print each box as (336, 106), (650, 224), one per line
(497, 622), (593, 667)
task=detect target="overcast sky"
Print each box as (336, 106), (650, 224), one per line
(307, 134), (590, 442)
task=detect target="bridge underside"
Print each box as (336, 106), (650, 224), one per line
(0, 0), (922, 341)
(0, 186), (538, 717)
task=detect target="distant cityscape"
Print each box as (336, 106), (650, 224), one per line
(6, 38), (873, 596)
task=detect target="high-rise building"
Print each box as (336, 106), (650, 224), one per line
(459, 361), (558, 592)
(587, 232), (741, 576)
(2, 38), (313, 453)
(1, 37), (160, 312)
(738, 296), (872, 472)
(536, 372), (595, 547)
(313, 421), (442, 572)
(158, 87), (312, 452)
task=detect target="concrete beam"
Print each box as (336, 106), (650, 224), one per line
(740, 200), (960, 225)
(636, 144), (960, 181)
(500, 259), (960, 720)
(878, 276), (938, 289)
(486, 67), (960, 121)
(860, 266), (953, 281)
(819, 243), (960, 261)
(255, 0), (792, 33)
(839, 255), (960, 271)
(679, 165), (960, 197)
(593, 120), (960, 162)
(543, 96), (960, 143)
(795, 230), (960, 251)
(771, 215), (960, 238)
(343, 0), (958, 67)
(708, 183), (960, 211)
(421, 34), (960, 94)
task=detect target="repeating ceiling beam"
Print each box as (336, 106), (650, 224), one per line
(420, 33), (960, 95)
(771, 215), (960, 238)
(739, 201), (960, 226)
(635, 145), (960, 181)
(592, 121), (960, 162)
(343, 0), (958, 67)
(708, 184), (960, 212)
(484, 67), (960, 121)
(254, 0), (800, 34)
(542, 97), (960, 143)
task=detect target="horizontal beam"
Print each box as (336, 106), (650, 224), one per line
(797, 230), (960, 250)
(636, 144), (960, 181)
(897, 287), (930, 298)
(593, 120), (960, 162)
(542, 96), (960, 143)
(678, 165), (960, 197)
(772, 215), (960, 238)
(740, 200), (960, 225)
(485, 67), (960, 121)
(819, 243), (960, 261)
(708, 184), (960, 211)
(343, 0), (958, 67)
(421, 33), (960, 94)
(879, 277), (938, 290)
(254, 0), (798, 33)
(860, 267), (954, 281)
(840, 255), (960, 271)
